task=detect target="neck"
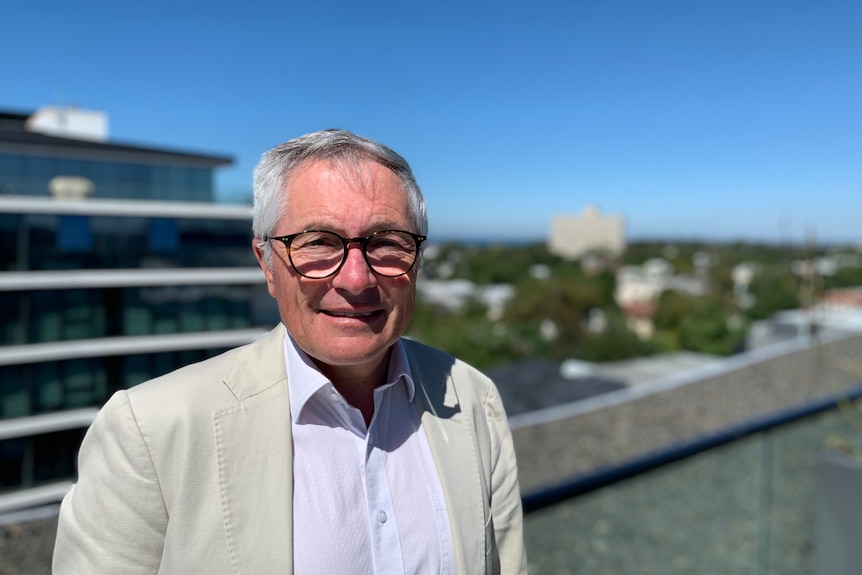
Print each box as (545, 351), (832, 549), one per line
(314, 349), (391, 426)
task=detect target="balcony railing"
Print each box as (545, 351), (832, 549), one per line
(522, 385), (862, 574)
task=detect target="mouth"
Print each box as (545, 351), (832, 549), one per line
(321, 310), (383, 319)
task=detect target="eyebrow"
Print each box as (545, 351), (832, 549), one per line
(295, 220), (407, 235)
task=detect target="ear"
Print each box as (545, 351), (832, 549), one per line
(252, 239), (278, 298)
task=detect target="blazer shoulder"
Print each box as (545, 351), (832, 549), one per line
(125, 325), (286, 415)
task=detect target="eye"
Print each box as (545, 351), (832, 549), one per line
(294, 232), (342, 250)
(369, 232), (414, 252)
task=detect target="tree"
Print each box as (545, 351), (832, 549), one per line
(677, 297), (746, 355)
(824, 266), (862, 290)
(747, 273), (799, 320)
(654, 291), (746, 356)
(579, 310), (661, 362)
(505, 276), (608, 361)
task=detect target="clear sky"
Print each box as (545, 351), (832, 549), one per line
(2, 0), (860, 244)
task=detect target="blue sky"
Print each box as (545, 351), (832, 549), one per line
(2, 0), (860, 244)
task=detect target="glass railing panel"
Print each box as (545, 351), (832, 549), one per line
(524, 406), (856, 574)
(763, 407), (855, 574)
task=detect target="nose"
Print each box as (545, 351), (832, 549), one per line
(330, 243), (377, 293)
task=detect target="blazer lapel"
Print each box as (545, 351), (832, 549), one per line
(409, 346), (487, 574)
(213, 326), (294, 574)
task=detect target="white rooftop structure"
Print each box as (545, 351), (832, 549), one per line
(25, 106), (109, 142)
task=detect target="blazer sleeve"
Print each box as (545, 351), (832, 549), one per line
(53, 390), (168, 575)
(484, 382), (528, 574)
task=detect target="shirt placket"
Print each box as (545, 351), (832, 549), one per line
(364, 393), (405, 574)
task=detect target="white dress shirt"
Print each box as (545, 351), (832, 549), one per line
(284, 331), (455, 574)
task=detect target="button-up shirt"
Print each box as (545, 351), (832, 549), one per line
(285, 331), (455, 574)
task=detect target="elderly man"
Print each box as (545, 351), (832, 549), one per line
(53, 129), (527, 574)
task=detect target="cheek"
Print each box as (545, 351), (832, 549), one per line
(388, 280), (417, 315)
(267, 269), (306, 316)
(268, 269), (289, 300)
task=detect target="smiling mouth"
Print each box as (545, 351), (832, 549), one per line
(323, 310), (381, 318)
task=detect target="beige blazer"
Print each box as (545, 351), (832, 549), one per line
(53, 326), (527, 574)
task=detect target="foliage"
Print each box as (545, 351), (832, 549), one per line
(424, 241), (583, 285)
(577, 310), (665, 362)
(677, 301), (747, 355)
(747, 273), (800, 320)
(410, 239), (862, 369)
(824, 266), (862, 290)
(653, 291), (747, 356)
(654, 291), (697, 331)
(506, 275), (613, 359)
(407, 300), (513, 369)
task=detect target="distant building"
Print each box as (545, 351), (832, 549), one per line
(0, 107), (278, 512)
(549, 204), (625, 261)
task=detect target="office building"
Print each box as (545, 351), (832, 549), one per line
(549, 204), (626, 260)
(0, 107), (276, 511)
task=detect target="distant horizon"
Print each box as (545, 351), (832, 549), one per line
(425, 233), (862, 250)
(213, 191), (861, 249)
(209, 193), (860, 249)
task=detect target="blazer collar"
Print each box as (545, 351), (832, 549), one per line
(215, 325), (294, 573)
(222, 325), (288, 401)
(405, 341), (488, 574)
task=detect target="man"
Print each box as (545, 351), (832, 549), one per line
(53, 129), (527, 574)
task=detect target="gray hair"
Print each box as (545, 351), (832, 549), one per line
(252, 129), (427, 268)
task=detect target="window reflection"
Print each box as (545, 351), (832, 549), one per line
(0, 214), (254, 271)
(57, 215), (93, 252)
(0, 284), (262, 345)
(0, 347), (231, 420)
(0, 154), (212, 202)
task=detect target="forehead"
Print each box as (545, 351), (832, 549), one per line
(282, 158), (410, 232)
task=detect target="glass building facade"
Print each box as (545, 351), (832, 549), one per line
(1, 284), (264, 346)
(1, 347), (232, 420)
(0, 212), (256, 271)
(1, 429), (87, 492)
(0, 108), (276, 502)
(0, 202), (277, 495)
(0, 153), (213, 202)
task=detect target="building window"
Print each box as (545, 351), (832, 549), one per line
(0, 429), (87, 492)
(0, 348), (234, 420)
(148, 218), (180, 252)
(57, 215), (92, 252)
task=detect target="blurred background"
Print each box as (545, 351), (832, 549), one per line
(2, 0), (861, 573)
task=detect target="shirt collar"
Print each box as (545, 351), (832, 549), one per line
(282, 326), (415, 420)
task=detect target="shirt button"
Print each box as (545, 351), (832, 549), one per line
(378, 511), (388, 523)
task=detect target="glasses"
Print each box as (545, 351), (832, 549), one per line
(265, 229), (426, 279)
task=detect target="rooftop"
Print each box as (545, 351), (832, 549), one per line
(0, 108), (232, 168)
(486, 350), (720, 417)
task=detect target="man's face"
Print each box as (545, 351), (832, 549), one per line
(254, 159), (418, 376)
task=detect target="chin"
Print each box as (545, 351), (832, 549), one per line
(314, 340), (393, 367)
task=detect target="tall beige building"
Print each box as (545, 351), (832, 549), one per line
(549, 204), (626, 260)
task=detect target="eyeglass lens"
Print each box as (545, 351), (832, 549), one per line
(289, 231), (419, 278)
